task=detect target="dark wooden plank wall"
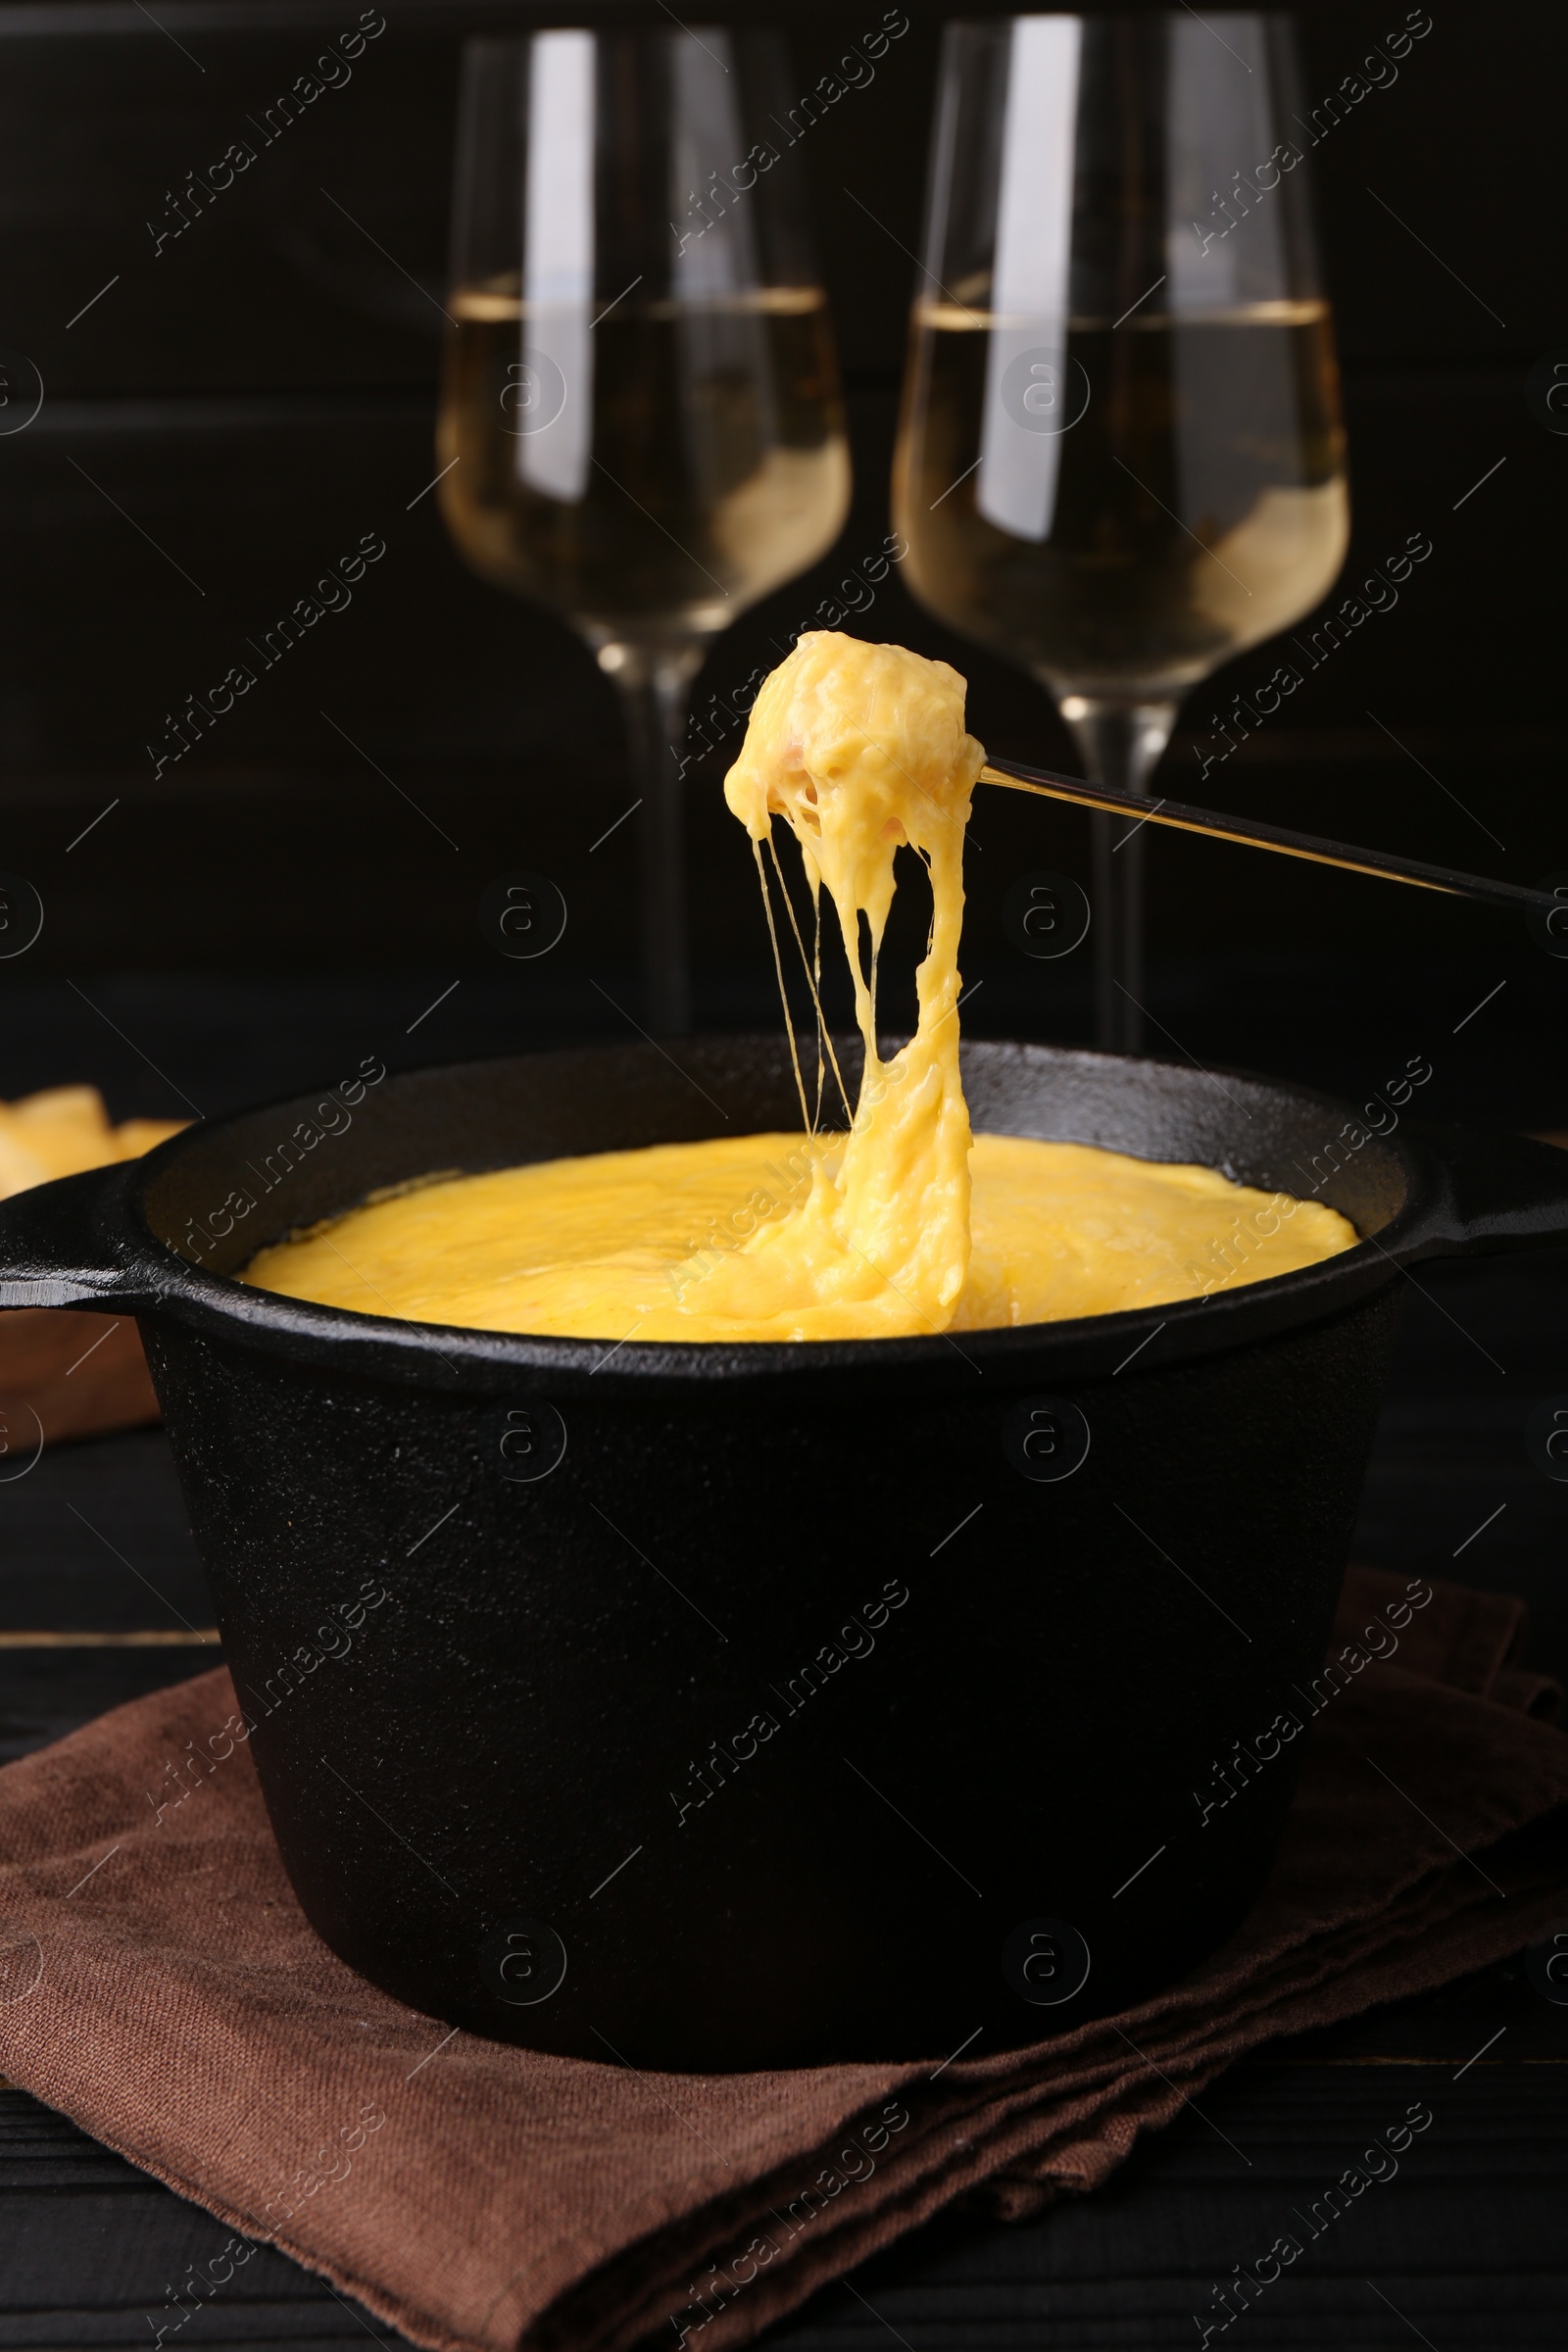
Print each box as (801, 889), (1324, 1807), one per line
(0, 0), (1563, 1102)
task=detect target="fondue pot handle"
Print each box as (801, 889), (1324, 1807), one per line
(1404, 1122), (1568, 1259)
(0, 1162), (155, 1312)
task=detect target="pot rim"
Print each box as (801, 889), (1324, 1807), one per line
(6, 1037), (1566, 1396)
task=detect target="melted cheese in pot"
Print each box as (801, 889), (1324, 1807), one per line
(243, 1132), (1355, 1338)
(241, 632), (1356, 1337)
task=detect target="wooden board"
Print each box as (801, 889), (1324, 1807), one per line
(0, 1309), (160, 1452)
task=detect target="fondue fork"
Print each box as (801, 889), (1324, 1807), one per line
(979, 757), (1562, 925)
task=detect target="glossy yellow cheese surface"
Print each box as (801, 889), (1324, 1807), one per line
(243, 1130), (1355, 1340)
(241, 631), (1355, 1338)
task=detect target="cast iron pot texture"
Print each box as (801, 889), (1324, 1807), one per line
(3, 1037), (1567, 2074)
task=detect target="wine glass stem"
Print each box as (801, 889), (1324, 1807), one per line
(603, 647), (702, 1036)
(1059, 698), (1178, 1055)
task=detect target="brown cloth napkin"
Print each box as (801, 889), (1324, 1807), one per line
(0, 1567), (1564, 2352)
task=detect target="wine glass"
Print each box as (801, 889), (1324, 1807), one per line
(892, 12), (1348, 1051)
(438, 28), (852, 1033)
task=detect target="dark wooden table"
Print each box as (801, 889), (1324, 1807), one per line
(2, 1085), (1564, 2348)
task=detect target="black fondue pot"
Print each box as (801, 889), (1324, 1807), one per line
(3, 1038), (1565, 2072)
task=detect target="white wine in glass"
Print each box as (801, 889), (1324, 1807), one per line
(439, 29), (852, 1031)
(442, 286), (847, 637)
(893, 12), (1348, 1049)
